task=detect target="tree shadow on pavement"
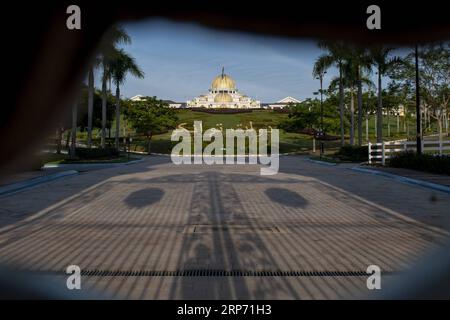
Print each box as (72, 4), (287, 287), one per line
(124, 188), (164, 208)
(265, 188), (308, 208)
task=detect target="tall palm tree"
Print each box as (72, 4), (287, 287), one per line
(87, 64), (95, 148)
(316, 41), (348, 146)
(328, 74), (356, 145)
(98, 26), (131, 148)
(109, 49), (144, 150)
(86, 54), (104, 148)
(312, 56), (328, 137)
(328, 70), (373, 145)
(369, 46), (395, 143)
(343, 48), (372, 145)
(355, 50), (372, 146)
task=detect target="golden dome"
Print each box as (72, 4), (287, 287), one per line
(211, 74), (236, 90)
(214, 92), (233, 103)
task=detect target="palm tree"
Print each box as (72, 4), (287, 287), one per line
(316, 41), (348, 146)
(109, 49), (144, 150)
(369, 46), (396, 143)
(328, 74), (356, 145)
(86, 54), (104, 148)
(98, 26), (131, 148)
(349, 48), (373, 146)
(312, 56), (328, 138)
(328, 71), (373, 145)
(87, 64), (95, 148)
(351, 48), (372, 146)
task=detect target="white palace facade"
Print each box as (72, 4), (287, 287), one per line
(130, 69), (302, 109)
(187, 68), (261, 109)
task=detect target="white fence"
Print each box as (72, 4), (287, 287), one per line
(368, 139), (450, 165)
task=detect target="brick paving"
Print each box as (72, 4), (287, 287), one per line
(0, 156), (449, 299)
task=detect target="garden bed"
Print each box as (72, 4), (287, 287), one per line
(388, 152), (450, 175)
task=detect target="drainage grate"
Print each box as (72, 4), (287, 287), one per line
(183, 225), (285, 234)
(71, 269), (398, 277)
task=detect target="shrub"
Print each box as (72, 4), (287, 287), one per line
(75, 147), (120, 159)
(334, 145), (368, 162)
(186, 108), (253, 114)
(272, 108), (291, 113)
(388, 152), (450, 175)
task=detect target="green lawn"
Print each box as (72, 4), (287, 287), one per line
(175, 109), (287, 130)
(128, 111), (435, 154)
(127, 110), (339, 154)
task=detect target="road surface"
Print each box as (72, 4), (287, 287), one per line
(0, 156), (449, 299)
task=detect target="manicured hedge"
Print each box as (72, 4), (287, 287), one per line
(388, 152), (450, 175)
(334, 145), (368, 162)
(75, 147), (120, 159)
(272, 108), (291, 113)
(186, 108), (253, 114)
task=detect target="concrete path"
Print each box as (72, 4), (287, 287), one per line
(0, 156), (449, 299)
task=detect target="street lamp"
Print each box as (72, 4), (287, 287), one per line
(415, 44), (422, 155)
(315, 71), (327, 158)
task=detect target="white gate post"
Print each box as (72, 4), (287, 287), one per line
(382, 141), (386, 166)
(368, 142), (372, 164)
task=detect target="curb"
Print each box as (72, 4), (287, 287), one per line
(308, 158), (338, 166)
(149, 153), (170, 157)
(150, 152), (305, 157)
(43, 159), (144, 169)
(0, 170), (79, 196)
(351, 166), (450, 194)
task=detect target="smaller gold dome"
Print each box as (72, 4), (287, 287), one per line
(214, 92), (233, 103)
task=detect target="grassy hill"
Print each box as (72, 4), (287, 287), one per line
(175, 109), (287, 130)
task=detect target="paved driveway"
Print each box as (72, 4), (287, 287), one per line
(0, 156), (449, 299)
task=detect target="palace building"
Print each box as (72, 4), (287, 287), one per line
(187, 68), (261, 109)
(131, 69), (301, 109)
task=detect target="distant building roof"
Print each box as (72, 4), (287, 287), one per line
(130, 94), (145, 101)
(278, 96), (301, 103)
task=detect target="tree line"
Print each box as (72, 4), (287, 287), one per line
(59, 26), (145, 157)
(281, 41), (449, 146)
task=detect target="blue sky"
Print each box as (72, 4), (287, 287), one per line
(112, 18), (339, 103)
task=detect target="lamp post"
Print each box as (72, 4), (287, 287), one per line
(415, 44), (422, 155)
(315, 71), (326, 158)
